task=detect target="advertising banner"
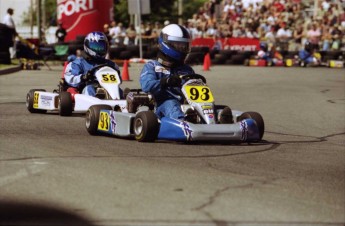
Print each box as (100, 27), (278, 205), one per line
(57, 0), (113, 42)
(192, 38), (260, 51)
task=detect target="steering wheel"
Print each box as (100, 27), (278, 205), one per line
(84, 63), (117, 82)
(180, 74), (207, 84)
(86, 63), (109, 76)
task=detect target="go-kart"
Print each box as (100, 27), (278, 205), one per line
(85, 74), (265, 143)
(26, 64), (128, 116)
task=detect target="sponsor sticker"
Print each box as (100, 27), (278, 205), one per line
(40, 95), (53, 107)
(155, 66), (170, 74)
(181, 121), (193, 141)
(203, 109), (214, 114)
(110, 111), (117, 134)
(240, 120), (248, 141)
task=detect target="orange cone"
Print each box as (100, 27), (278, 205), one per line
(122, 60), (130, 81)
(203, 53), (211, 71)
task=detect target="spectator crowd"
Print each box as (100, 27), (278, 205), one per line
(102, 0), (345, 53)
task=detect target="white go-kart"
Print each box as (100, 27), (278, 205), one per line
(26, 64), (128, 116)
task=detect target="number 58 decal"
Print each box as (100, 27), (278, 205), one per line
(102, 74), (118, 83)
(184, 86), (214, 103)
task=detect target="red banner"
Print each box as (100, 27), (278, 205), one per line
(192, 38), (260, 51)
(57, 0), (113, 42)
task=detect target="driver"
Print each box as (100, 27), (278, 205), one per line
(139, 24), (233, 123)
(64, 31), (120, 96)
(139, 24), (195, 120)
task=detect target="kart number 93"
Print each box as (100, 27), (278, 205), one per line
(184, 86), (214, 103)
(98, 112), (110, 131)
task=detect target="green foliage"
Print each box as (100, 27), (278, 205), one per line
(21, 0), (208, 27)
(46, 0), (58, 26)
(21, 0), (57, 26)
(114, 0), (208, 26)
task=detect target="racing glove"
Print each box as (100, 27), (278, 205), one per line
(81, 70), (92, 82)
(160, 75), (182, 88)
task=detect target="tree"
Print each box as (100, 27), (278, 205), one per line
(21, 0), (57, 26)
(113, 0), (207, 26)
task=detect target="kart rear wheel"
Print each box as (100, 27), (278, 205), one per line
(86, 105), (112, 135)
(134, 111), (159, 142)
(26, 89), (47, 113)
(238, 111), (265, 141)
(59, 91), (73, 116)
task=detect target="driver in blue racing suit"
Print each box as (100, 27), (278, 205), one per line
(64, 31), (120, 96)
(140, 24), (233, 123)
(139, 24), (195, 120)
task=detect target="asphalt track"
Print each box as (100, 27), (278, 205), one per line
(0, 63), (344, 226)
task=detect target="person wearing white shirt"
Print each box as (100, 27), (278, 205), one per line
(2, 8), (17, 59)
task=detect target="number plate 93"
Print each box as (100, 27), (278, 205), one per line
(184, 85), (214, 103)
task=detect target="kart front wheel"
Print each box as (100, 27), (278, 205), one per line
(238, 111), (265, 141)
(59, 91), (73, 116)
(26, 89), (47, 114)
(134, 111), (159, 142)
(85, 105), (113, 135)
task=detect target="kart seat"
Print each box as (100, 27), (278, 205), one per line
(126, 91), (152, 113)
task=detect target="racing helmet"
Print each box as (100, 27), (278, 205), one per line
(259, 42), (268, 51)
(84, 32), (109, 60)
(158, 24), (191, 66)
(304, 41), (313, 52)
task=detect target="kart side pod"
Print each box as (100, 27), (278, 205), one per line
(157, 117), (261, 142)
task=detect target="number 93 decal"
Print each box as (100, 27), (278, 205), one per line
(98, 112), (110, 131)
(184, 85), (214, 103)
(101, 74), (118, 83)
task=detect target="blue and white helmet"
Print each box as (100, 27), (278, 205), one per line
(84, 31), (109, 60)
(158, 24), (191, 65)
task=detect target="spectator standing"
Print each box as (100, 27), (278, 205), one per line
(103, 23), (112, 43)
(276, 22), (291, 51)
(205, 23), (218, 37)
(306, 22), (321, 50)
(321, 25), (332, 51)
(144, 22), (153, 36)
(292, 23), (304, 51)
(2, 8), (17, 59)
(330, 25), (343, 50)
(125, 24), (137, 45)
(55, 23), (67, 43)
(152, 22), (162, 39)
(110, 22), (125, 46)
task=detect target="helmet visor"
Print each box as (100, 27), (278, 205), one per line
(168, 40), (191, 55)
(88, 41), (108, 57)
(163, 34), (191, 55)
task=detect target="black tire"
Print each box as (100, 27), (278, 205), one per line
(85, 105), (113, 135)
(133, 111), (160, 142)
(238, 111), (265, 141)
(59, 91), (73, 116)
(26, 89), (47, 113)
(0, 51), (11, 64)
(231, 54), (246, 65)
(119, 50), (133, 60)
